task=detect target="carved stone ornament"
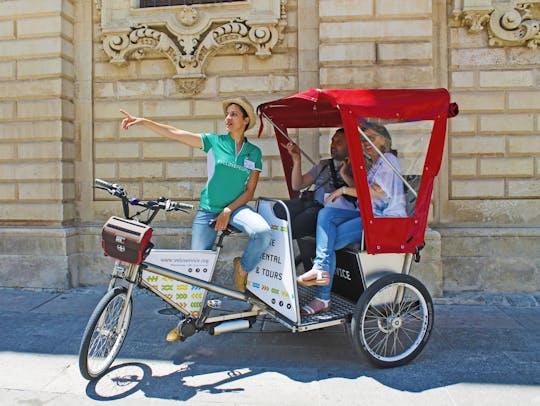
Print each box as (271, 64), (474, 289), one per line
(98, 1), (288, 94)
(451, 1), (540, 49)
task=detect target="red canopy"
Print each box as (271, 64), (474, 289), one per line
(257, 88), (457, 254)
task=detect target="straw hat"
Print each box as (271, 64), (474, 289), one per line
(222, 97), (256, 131)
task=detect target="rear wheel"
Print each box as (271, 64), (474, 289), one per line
(349, 274), (433, 367)
(79, 286), (133, 380)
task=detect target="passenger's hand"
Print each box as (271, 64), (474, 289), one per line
(280, 142), (301, 161)
(214, 207), (232, 231)
(120, 109), (144, 130)
(324, 187), (346, 205)
(340, 157), (350, 177)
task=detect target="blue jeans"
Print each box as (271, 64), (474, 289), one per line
(312, 207), (363, 301)
(191, 206), (271, 272)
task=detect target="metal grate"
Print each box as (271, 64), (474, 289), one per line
(297, 285), (356, 326)
(140, 0), (244, 7)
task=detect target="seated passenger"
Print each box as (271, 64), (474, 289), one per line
(273, 128), (355, 239)
(297, 123), (406, 315)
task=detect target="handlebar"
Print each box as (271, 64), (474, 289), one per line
(94, 178), (193, 223)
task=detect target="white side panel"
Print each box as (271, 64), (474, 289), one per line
(143, 249), (218, 317)
(247, 200), (298, 323)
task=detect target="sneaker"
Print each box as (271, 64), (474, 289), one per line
(166, 327), (181, 342)
(233, 257), (247, 292)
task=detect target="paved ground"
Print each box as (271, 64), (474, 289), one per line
(0, 287), (539, 405)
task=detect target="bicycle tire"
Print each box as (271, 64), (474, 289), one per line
(79, 286), (133, 380)
(349, 273), (433, 367)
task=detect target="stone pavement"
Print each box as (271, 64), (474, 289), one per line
(0, 287), (539, 406)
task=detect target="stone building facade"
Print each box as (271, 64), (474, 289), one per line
(0, 0), (538, 295)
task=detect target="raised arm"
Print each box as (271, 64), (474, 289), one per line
(282, 141), (316, 191)
(120, 109), (203, 149)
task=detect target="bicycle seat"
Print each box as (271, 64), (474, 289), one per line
(208, 221), (242, 235)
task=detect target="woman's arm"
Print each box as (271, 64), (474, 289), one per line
(324, 185), (357, 205)
(212, 170), (261, 231)
(120, 109), (203, 149)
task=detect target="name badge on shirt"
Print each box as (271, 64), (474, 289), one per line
(244, 159), (255, 170)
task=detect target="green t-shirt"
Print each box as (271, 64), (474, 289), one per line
(199, 133), (263, 213)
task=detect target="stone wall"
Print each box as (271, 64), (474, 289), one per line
(0, 0), (538, 295)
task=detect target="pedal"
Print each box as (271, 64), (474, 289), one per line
(207, 299), (222, 309)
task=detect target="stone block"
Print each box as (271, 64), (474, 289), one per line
(94, 162), (117, 179)
(449, 27), (489, 48)
(451, 92), (505, 112)
(18, 141), (63, 160)
(94, 121), (118, 140)
(0, 0), (66, 17)
(94, 100), (139, 120)
(0, 255), (69, 289)
(479, 70), (534, 88)
(451, 179), (505, 198)
(320, 67), (376, 87)
(1, 37), (72, 58)
(166, 160), (207, 179)
(320, 19), (432, 41)
(320, 43), (375, 64)
(375, 0), (431, 15)
(451, 48), (506, 67)
(448, 114), (476, 133)
(270, 158), (285, 178)
(256, 137), (279, 156)
(479, 113), (534, 133)
(142, 100), (191, 118)
(450, 135), (505, 155)
(376, 42), (432, 63)
(117, 80), (165, 98)
(168, 119), (216, 135)
(17, 16), (71, 38)
(94, 61), (138, 80)
(192, 99), (221, 117)
(0, 78), (67, 99)
(450, 71), (475, 88)
(450, 157), (477, 177)
(139, 59), (176, 77)
(1, 161), (62, 180)
(0, 101), (15, 119)
(508, 91), (540, 110)
(18, 182), (63, 200)
(142, 141), (191, 159)
(0, 19), (14, 39)
(17, 58), (73, 79)
(247, 53), (297, 72)
(118, 161), (164, 179)
(508, 179), (540, 197)
(508, 135), (540, 155)
(319, 0), (373, 18)
(94, 82), (115, 98)
(0, 183), (16, 200)
(0, 61), (15, 79)
(219, 75), (296, 94)
(377, 66), (434, 86)
(142, 182), (194, 202)
(95, 141), (140, 159)
(479, 157), (534, 177)
(17, 99), (73, 120)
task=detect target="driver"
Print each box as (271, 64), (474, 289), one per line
(120, 97), (271, 340)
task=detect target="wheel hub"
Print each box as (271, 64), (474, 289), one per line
(378, 314), (402, 333)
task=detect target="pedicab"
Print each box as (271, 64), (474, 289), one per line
(78, 88), (458, 380)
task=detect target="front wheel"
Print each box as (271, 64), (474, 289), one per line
(79, 286), (133, 380)
(349, 273), (433, 367)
